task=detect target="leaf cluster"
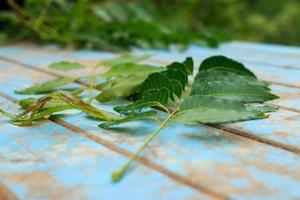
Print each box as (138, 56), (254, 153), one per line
(0, 54), (279, 181)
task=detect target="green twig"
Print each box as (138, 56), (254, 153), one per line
(111, 109), (177, 182)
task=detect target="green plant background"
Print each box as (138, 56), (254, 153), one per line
(1, 0), (299, 50)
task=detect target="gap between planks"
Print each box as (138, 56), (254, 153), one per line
(0, 91), (228, 200)
(1, 55), (300, 156)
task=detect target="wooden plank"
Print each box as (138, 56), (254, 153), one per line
(0, 96), (211, 200)
(3, 41), (300, 70)
(219, 41), (300, 69)
(230, 41), (300, 55)
(2, 42), (300, 89)
(1, 56), (300, 199)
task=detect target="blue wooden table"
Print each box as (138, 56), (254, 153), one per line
(0, 41), (300, 200)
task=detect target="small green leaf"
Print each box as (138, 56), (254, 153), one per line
(166, 62), (188, 85)
(58, 93), (122, 121)
(138, 72), (173, 99)
(114, 88), (170, 114)
(3, 96), (66, 126)
(172, 108), (265, 124)
(99, 111), (158, 129)
(170, 79), (183, 98)
(103, 63), (163, 78)
(183, 57), (194, 75)
(247, 105), (279, 113)
(49, 61), (85, 71)
(195, 70), (268, 88)
(163, 63), (187, 91)
(96, 74), (148, 103)
(199, 55), (256, 77)
(172, 95), (266, 124)
(18, 97), (37, 109)
(16, 77), (77, 94)
(101, 54), (152, 67)
(190, 80), (278, 102)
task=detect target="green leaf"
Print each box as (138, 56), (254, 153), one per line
(95, 79), (118, 90)
(138, 72), (173, 99)
(199, 55), (256, 77)
(163, 63), (188, 91)
(166, 62), (188, 84)
(3, 96), (69, 126)
(101, 54), (152, 67)
(96, 74), (148, 103)
(246, 105), (279, 113)
(190, 80), (278, 103)
(114, 87), (170, 114)
(170, 79), (184, 98)
(18, 97), (37, 109)
(99, 111), (158, 129)
(183, 57), (194, 75)
(3, 92), (121, 126)
(172, 95), (266, 124)
(195, 70), (268, 88)
(16, 77), (77, 94)
(103, 63), (163, 78)
(49, 61), (85, 71)
(57, 93), (121, 121)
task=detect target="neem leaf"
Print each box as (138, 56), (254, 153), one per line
(199, 55), (256, 77)
(163, 63), (188, 90)
(3, 96), (67, 126)
(195, 70), (268, 88)
(96, 74), (148, 103)
(171, 107), (265, 125)
(190, 80), (278, 103)
(16, 77), (77, 94)
(166, 62), (188, 84)
(103, 63), (163, 78)
(170, 79), (183, 98)
(101, 54), (152, 67)
(57, 93), (121, 121)
(49, 61), (85, 71)
(114, 87), (170, 114)
(138, 72), (173, 97)
(183, 57), (194, 75)
(18, 97), (37, 109)
(171, 95), (266, 124)
(99, 111), (158, 129)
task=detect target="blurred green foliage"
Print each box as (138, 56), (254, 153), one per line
(1, 0), (300, 50)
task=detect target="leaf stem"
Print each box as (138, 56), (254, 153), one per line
(112, 110), (177, 182)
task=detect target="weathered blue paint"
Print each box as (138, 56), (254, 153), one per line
(3, 42), (300, 88)
(1, 46), (300, 200)
(0, 96), (209, 200)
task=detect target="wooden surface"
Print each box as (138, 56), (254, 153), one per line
(0, 41), (300, 200)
